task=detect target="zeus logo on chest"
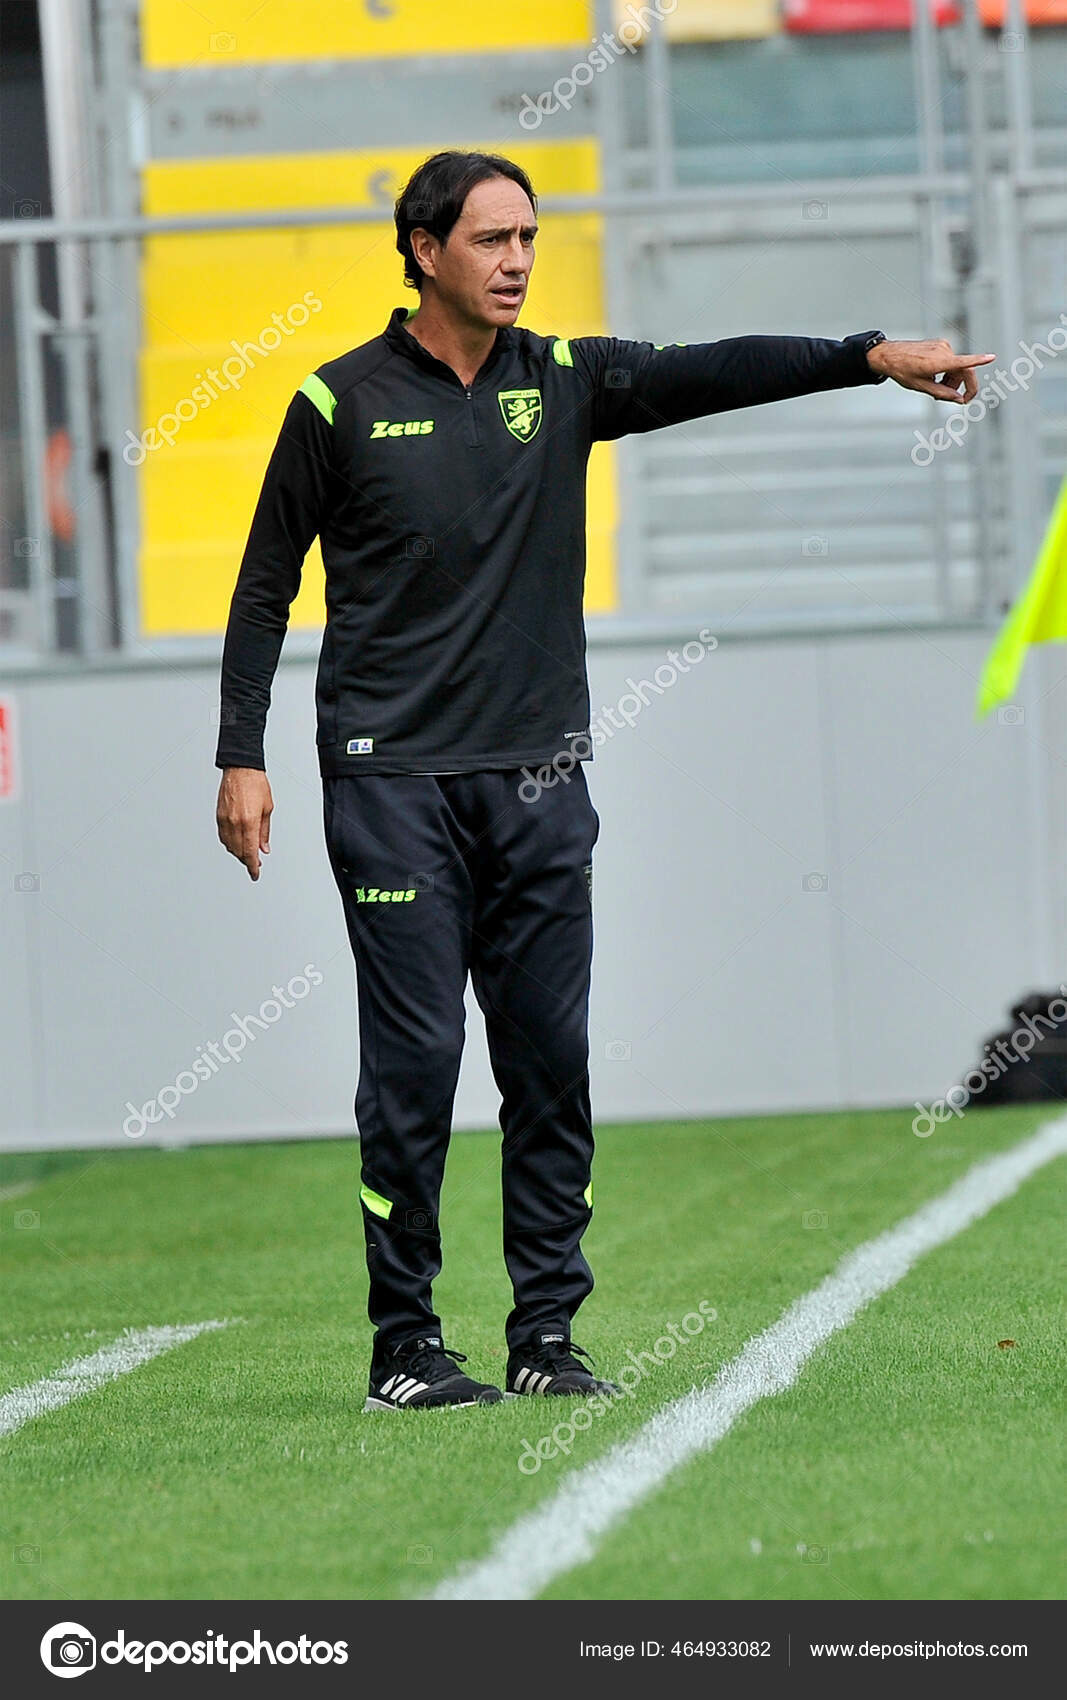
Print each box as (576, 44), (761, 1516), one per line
(369, 419), (435, 438)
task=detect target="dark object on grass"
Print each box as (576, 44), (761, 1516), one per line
(962, 987), (1067, 1107)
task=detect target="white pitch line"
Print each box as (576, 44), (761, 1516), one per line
(435, 1116), (1067, 1600)
(0, 1321), (234, 1438)
(0, 1181), (38, 1203)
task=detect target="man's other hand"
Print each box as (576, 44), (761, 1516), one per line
(216, 767), (273, 881)
(867, 338), (996, 403)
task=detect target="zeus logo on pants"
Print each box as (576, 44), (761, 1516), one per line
(355, 887), (417, 903)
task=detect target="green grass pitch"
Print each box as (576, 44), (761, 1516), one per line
(0, 1104), (1062, 1600)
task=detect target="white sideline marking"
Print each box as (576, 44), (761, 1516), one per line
(0, 1321), (234, 1438)
(0, 1182), (37, 1203)
(435, 1117), (1067, 1600)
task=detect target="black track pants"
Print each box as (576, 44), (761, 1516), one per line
(323, 766), (600, 1356)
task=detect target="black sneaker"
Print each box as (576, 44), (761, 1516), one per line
(506, 1333), (620, 1398)
(365, 1335), (503, 1412)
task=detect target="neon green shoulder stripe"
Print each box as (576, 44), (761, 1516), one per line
(299, 372), (338, 425)
(552, 338), (574, 368)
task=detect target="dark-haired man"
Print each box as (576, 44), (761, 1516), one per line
(215, 149), (994, 1412)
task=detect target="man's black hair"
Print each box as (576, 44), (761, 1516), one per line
(394, 151), (537, 293)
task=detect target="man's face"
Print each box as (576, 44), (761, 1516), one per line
(413, 176), (536, 329)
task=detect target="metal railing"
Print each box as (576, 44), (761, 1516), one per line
(0, 0), (1062, 665)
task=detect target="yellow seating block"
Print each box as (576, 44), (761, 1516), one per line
(613, 0), (779, 40)
(138, 141), (618, 634)
(141, 0), (593, 66)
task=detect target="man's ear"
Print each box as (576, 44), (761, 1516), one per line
(410, 228), (437, 283)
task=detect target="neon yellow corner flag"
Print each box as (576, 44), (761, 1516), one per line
(977, 476), (1067, 718)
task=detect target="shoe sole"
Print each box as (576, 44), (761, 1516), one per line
(506, 1383), (622, 1398)
(363, 1394), (502, 1412)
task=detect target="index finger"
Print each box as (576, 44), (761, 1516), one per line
(242, 821), (262, 881)
(944, 352), (996, 368)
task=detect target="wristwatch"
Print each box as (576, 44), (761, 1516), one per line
(849, 329), (888, 382)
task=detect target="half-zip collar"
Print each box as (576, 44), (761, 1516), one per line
(382, 304), (515, 390)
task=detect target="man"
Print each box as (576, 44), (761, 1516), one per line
(215, 149), (993, 1413)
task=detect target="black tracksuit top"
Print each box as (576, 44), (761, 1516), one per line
(214, 306), (886, 776)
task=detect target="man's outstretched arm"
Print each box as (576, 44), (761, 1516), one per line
(215, 383), (335, 880)
(570, 329), (995, 440)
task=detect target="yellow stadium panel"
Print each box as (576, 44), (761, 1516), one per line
(142, 540), (327, 634)
(141, 139), (601, 218)
(584, 444), (618, 615)
(137, 140), (619, 636)
(141, 0), (593, 67)
(613, 0), (779, 40)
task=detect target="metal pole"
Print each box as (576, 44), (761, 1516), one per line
(910, 0), (954, 618)
(13, 244), (58, 651)
(643, 7), (674, 194)
(1002, 0), (1033, 175)
(911, 0), (943, 176)
(595, 0), (646, 616)
(0, 175), (981, 241)
(992, 176), (1044, 581)
(961, 0), (991, 264)
(94, 0), (143, 649)
(990, 173), (1055, 982)
(38, 0), (113, 651)
(960, 0), (998, 621)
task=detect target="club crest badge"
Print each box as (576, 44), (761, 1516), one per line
(498, 388), (542, 443)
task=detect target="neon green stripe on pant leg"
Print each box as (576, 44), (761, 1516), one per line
(360, 1184), (393, 1220)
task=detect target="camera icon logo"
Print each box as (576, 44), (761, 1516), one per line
(404, 536), (434, 559)
(604, 1039), (631, 1061)
(801, 872), (828, 893)
(40, 1622), (96, 1678)
(996, 705), (1024, 726)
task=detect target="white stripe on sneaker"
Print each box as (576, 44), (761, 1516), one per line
(514, 1367), (530, 1393)
(397, 1380), (428, 1404)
